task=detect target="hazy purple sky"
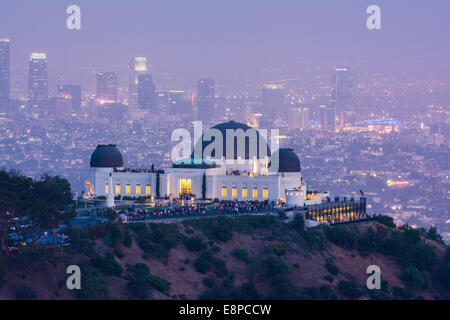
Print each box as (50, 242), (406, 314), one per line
(1, 0), (449, 91)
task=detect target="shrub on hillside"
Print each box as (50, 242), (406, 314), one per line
(194, 252), (213, 274)
(425, 226), (443, 243)
(88, 224), (107, 240)
(437, 262), (450, 291)
(402, 227), (422, 245)
(128, 263), (152, 299)
(392, 286), (414, 300)
(372, 215), (395, 228)
(0, 257), (5, 287)
(114, 248), (124, 259)
(90, 253), (123, 277)
(149, 223), (184, 250)
(77, 263), (109, 299)
(302, 287), (320, 299)
(212, 257), (228, 278)
(291, 214), (305, 230)
(200, 286), (228, 299)
(326, 225), (358, 249)
(184, 235), (207, 252)
(15, 284), (37, 300)
(401, 243), (436, 271)
(270, 242), (288, 257)
(325, 259), (339, 276)
(319, 285), (332, 299)
(65, 227), (96, 255)
(149, 274), (171, 295)
(234, 215), (278, 233)
(203, 276), (215, 288)
(103, 223), (124, 247)
(301, 226), (328, 250)
(122, 232), (133, 248)
(401, 266), (431, 291)
(127, 263), (171, 297)
(231, 282), (261, 300)
(127, 222), (148, 235)
(337, 280), (362, 299)
(231, 248), (251, 263)
(264, 254), (289, 275)
(358, 227), (377, 252)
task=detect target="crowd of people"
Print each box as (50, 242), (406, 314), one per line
(86, 199), (278, 222)
(211, 200), (277, 215)
(113, 167), (155, 174)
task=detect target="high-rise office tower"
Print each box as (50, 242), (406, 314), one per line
(129, 57), (148, 109)
(319, 104), (335, 132)
(262, 84), (285, 119)
(169, 90), (190, 115)
(28, 52), (48, 110)
(331, 67), (355, 129)
(197, 78), (215, 119)
(137, 74), (155, 109)
(96, 72), (117, 103)
(0, 38), (10, 110)
(57, 84), (81, 114)
(288, 106), (309, 131)
(54, 92), (73, 117)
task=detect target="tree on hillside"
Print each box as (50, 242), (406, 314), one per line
(0, 170), (34, 252)
(30, 174), (73, 245)
(201, 172), (206, 200)
(0, 170), (73, 251)
(155, 171), (161, 199)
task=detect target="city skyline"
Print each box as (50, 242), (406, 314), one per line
(1, 1), (450, 97)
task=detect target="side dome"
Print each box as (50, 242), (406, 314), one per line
(90, 144), (124, 168)
(192, 121), (271, 161)
(269, 148), (301, 172)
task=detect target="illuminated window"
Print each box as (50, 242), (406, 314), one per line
(221, 187), (227, 198)
(263, 188), (268, 199)
(252, 188), (258, 199)
(126, 184), (131, 195)
(180, 178), (192, 194)
(146, 185), (151, 196)
(242, 187), (248, 199)
(115, 184), (121, 195)
(105, 183), (109, 194)
(135, 185), (141, 195)
(232, 187), (237, 198)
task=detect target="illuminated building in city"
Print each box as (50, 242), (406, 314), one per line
(88, 121), (367, 223)
(28, 52), (48, 111)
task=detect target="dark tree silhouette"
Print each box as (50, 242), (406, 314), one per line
(202, 172), (206, 200)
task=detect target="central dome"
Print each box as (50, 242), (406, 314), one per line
(192, 121), (271, 161)
(90, 144), (124, 168)
(269, 148), (301, 172)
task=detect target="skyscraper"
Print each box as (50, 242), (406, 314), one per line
(0, 38), (10, 110)
(169, 90), (190, 115)
(288, 106), (309, 131)
(96, 72), (117, 103)
(28, 52), (48, 110)
(137, 74), (155, 109)
(197, 78), (215, 120)
(262, 84), (285, 119)
(57, 84), (81, 114)
(319, 104), (335, 132)
(54, 92), (73, 117)
(129, 57), (148, 109)
(331, 67), (355, 129)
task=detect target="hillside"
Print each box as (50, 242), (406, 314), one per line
(0, 214), (449, 300)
